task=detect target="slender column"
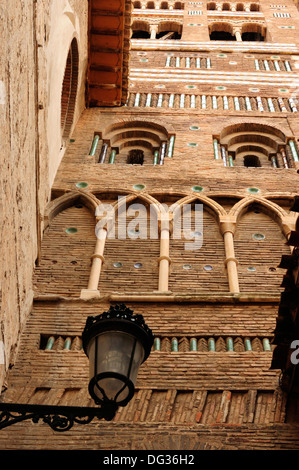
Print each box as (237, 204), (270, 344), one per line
(159, 141), (167, 165)
(221, 146), (228, 167)
(169, 94), (175, 108)
(289, 140), (299, 162)
(271, 155), (278, 168)
(150, 25), (157, 39)
(158, 215), (172, 292)
(145, 93), (152, 107)
(281, 148), (289, 168)
(88, 228), (107, 291)
(153, 150), (159, 165)
(289, 98), (298, 113)
(245, 96), (252, 111)
(134, 93), (140, 106)
(89, 135), (100, 157)
(220, 220), (239, 293)
(228, 154), (234, 167)
(234, 28), (242, 41)
(213, 138), (220, 160)
(81, 220), (110, 298)
(109, 149), (116, 164)
(167, 135), (175, 157)
(99, 143), (108, 163)
(278, 97), (287, 112)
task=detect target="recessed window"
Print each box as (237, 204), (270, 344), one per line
(210, 30), (236, 41)
(133, 184), (145, 190)
(242, 31), (264, 42)
(127, 149), (144, 165)
(244, 155), (261, 168)
(131, 30), (150, 39)
(190, 125), (200, 130)
(61, 38), (79, 140)
(247, 266), (256, 271)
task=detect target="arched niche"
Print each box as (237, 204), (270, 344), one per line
(241, 23), (266, 42)
(99, 198), (160, 294)
(209, 22), (236, 41)
(233, 203), (290, 293)
(102, 120), (171, 165)
(207, 2), (217, 10)
(157, 21), (182, 39)
(219, 122), (287, 168)
(169, 201), (229, 293)
(131, 21), (151, 38)
(61, 38), (79, 140)
(34, 203), (96, 297)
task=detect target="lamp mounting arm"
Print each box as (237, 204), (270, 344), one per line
(0, 402), (118, 432)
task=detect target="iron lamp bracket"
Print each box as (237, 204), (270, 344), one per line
(0, 402), (118, 432)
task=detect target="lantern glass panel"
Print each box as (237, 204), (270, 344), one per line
(88, 331), (144, 404)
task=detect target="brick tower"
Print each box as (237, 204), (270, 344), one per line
(2, 0), (299, 451)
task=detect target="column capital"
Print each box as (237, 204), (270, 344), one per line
(158, 213), (173, 234)
(219, 216), (237, 236)
(281, 216), (296, 239)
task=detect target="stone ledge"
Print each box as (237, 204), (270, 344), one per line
(33, 291), (281, 303)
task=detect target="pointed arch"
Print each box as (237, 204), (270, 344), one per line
(169, 194), (228, 222)
(44, 190), (101, 228)
(168, 195), (229, 293)
(112, 191), (167, 219)
(229, 196), (289, 235)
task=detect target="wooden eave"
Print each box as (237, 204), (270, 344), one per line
(87, 0), (131, 107)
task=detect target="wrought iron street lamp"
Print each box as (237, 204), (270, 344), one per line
(0, 304), (154, 432)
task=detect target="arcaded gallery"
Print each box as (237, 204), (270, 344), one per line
(1, 0), (299, 451)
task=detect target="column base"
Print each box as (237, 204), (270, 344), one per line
(80, 289), (101, 299)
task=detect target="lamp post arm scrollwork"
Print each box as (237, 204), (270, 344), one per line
(0, 402), (118, 432)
